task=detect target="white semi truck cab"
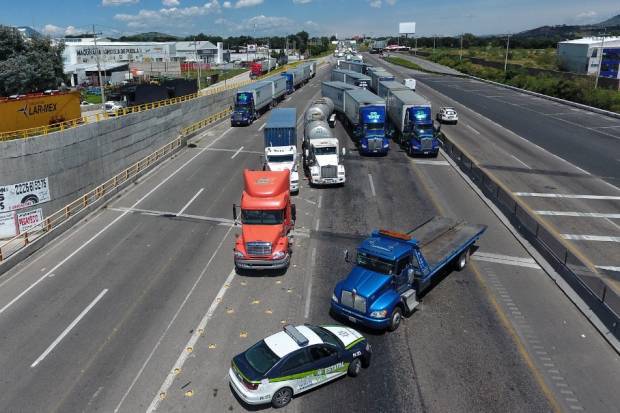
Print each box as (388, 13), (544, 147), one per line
(305, 138), (346, 186)
(264, 145), (300, 193)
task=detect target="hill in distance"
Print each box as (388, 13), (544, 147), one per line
(116, 32), (180, 42)
(516, 14), (620, 38)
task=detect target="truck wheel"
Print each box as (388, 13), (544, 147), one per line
(271, 387), (293, 408)
(388, 307), (402, 331)
(455, 250), (469, 271)
(348, 358), (362, 377)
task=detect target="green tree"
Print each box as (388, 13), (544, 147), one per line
(0, 26), (66, 96)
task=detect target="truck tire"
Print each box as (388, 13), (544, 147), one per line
(455, 250), (469, 271)
(388, 307), (402, 332)
(271, 387), (293, 408)
(348, 358), (362, 377)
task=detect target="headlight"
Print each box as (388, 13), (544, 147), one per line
(361, 143), (367, 148)
(234, 250), (244, 258)
(331, 292), (338, 303)
(370, 310), (388, 319)
(272, 251), (286, 260)
(383, 143), (389, 148)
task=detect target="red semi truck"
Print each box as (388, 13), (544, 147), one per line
(250, 59), (276, 78)
(233, 169), (296, 271)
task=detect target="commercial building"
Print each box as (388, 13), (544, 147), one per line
(557, 36), (620, 76)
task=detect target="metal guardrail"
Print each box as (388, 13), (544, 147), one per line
(440, 133), (619, 340)
(0, 106), (232, 263)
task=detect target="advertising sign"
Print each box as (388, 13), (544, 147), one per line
(0, 178), (51, 212)
(0, 211), (17, 239)
(17, 209), (44, 233)
(399, 22), (416, 35)
(0, 92), (81, 133)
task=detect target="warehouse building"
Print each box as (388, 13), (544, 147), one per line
(557, 36), (620, 76)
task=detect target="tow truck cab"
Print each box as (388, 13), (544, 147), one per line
(233, 170), (296, 271)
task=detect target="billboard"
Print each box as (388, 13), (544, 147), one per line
(399, 22), (416, 35)
(0, 92), (81, 133)
(0, 177), (51, 212)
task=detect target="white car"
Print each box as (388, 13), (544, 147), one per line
(437, 107), (458, 124)
(229, 324), (371, 408)
(104, 101), (126, 116)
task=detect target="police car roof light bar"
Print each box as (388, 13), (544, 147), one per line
(283, 325), (309, 346)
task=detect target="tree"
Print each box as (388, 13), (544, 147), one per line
(330, 35), (337, 41)
(0, 26), (66, 96)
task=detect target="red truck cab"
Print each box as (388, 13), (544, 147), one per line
(233, 169), (296, 271)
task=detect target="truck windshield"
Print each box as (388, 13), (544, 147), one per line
(267, 154), (295, 163)
(314, 146), (337, 155)
(366, 123), (384, 131)
(245, 340), (280, 375)
(241, 209), (284, 225)
(414, 125), (434, 136)
(356, 251), (395, 275)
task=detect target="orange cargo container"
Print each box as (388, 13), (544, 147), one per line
(0, 91), (81, 133)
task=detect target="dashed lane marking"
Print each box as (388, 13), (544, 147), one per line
(561, 234), (620, 242)
(535, 211), (620, 219)
(230, 146), (244, 159)
(258, 123), (266, 131)
(510, 154), (532, 170)
(177, 188), (204, 216)
(466, 124), (481, 135)
(596, 265), (620, 272)
(368, 173), (376, 197)
(411, 159), (450, 166)
(514, 192), (620, 200)
(472, 251), (541, 269)
(108, 207), (234, 226)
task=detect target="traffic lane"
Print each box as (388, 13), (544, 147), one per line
(415, 75), (620, 186)
(0, 211), (230, 412)
(151, 173), (320, 413)
(53, 224), (236, 413)
(409, 151), (620, 411)
(300, 122), (551, 412)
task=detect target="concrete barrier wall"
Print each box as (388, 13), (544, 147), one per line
(0, 89), (235, 218)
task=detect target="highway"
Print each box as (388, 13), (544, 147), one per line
(0, 59), (618, 413)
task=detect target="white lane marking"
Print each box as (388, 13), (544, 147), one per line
(109, 207), (234, 225)
(592, 125), (620, 129)
(596, 265), (620, 272)
(466, 124), (481, 135)
(258, 123), (266, 131)
(317, 194), (323, 209)
(31, 289), (108, 368)
(145, 268), (236, 413)
(510, 154), (532, 169)
(561, 234), (620, 242)
(304, 247), (316, 319)
(368, 173), (376, 197)
(115, 226), (233, 413)
(535, 211), (620, 219)
(514, 192), (620, 200)
(315, 218), (320, 231)
(411, 159), (450, 166)
(472, 252), (541, 269)
(285, 96), (292, 102)
(0, 126), (233, 317)
(201, 147), (262, 155)
(177, 188), (204, 215)
(230, 146), (244, 159)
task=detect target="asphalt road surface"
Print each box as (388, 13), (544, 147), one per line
(0, 60), (618, 413)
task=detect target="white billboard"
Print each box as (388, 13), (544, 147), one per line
(0, 211), (17, 239)
(0, 177), (51, 212)
(399, 22), (416, 35)
(17, 208), (44, 233)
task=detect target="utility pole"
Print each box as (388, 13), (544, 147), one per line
(414, 37), (418, 55)
(433, 35), (436, 52)
(595, 29), (606, 89)
(92, 25), (106, 104)
(459, 34), (463, 62)
(504, 34), (511, 72)
(194, 36), (201, 90)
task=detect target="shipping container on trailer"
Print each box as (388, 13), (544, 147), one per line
(261, 75), (288, 103)
(264, 107), (297, 147)
(321, 81), (358, 114)
(377, 80), (410, 101)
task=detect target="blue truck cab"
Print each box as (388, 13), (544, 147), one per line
(231, 82), (272, 126)
(358, 106), (388, 155)
(331, 217), (486, 331)
(407, 105), (439, 156)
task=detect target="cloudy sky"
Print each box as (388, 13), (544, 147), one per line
(1, 0), (617, 38)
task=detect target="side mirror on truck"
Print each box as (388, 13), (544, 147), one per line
(344, 249), (350, 263)
(341, 147), (346, 156)
(291, 204), (297, 222)
(232, 204), (238, 222)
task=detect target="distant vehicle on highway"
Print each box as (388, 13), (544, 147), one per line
(437, 107), (458, 124)
(104, 100), (126, 116)
(229, 324), (371, 408)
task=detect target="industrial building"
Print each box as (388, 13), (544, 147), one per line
(557, 36), (620, 76)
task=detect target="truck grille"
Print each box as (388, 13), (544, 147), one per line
(368, 138), (382, 152)
(321, 165), (338, 178)
(341, 290), (367, 313)
(421, 138), (433, 151)
(246, 242), (271, 256)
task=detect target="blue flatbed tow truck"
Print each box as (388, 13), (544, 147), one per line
(331, 217), (487, 331)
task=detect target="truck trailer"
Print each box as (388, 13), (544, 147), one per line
(331, 217), (486, 331)
(261, 75), (288, 105)
(376, 80), (410, 101)
(331, 69), (371, 88)
(367, 67), (395, 94)
(231, 81), (273, 126)
(342, 88), (389, 155)
(320, 81), (357, 114)
(387, 89), (439, 157)
(263, 108), (299, 193)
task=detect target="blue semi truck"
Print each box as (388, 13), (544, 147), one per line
(331, 217), (487, 331)
(321, 81), (389, 155)
(231, 81), (273, 126)
(387, 89), (440, 157)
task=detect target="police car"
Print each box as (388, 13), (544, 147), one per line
(229, 324), (371, 408)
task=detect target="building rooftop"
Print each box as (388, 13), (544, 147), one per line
(559, 36), (620, 47)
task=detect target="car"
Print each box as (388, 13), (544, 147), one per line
(437, 107), (458, 124)
(229, 324), (371, 408)
(104, 100), (126, 116)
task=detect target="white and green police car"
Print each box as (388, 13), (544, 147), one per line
(229, 324), (372, 408)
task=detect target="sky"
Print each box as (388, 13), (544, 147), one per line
(1, 0), (618, 38)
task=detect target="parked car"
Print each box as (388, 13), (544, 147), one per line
(437, 107), (458, 124)
(104, 101), (127, 116)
